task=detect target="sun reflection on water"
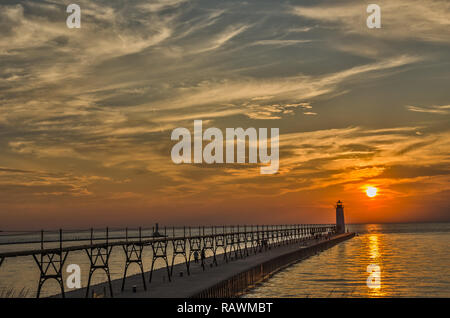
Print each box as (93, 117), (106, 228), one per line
(369, 234), (379, 260)
(366, 233), (386, 297)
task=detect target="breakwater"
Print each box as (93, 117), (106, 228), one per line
(192, 233), (355, 298)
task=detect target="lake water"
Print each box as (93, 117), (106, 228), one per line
(245, 223), (450, 298)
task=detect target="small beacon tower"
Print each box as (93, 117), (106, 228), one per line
(336, 200), (345, 234)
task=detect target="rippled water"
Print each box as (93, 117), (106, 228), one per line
(245, 223), (450, 298)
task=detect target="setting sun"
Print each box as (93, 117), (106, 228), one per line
(366, 187), (378, 198)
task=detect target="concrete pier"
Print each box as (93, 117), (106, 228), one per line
(61, 232), (354, 298)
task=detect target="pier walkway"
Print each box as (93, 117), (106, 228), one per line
(0, 224), (350, 298)
(62, 232), (354, 298)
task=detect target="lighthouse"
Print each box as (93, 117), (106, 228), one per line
(336, 200), (345, 233)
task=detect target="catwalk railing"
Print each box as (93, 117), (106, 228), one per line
(0, 224), (336, 298)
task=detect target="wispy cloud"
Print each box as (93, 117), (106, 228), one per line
(406, 105), (450, 115)
(191, 24), (250, 53)
(251, 39), (312, 46)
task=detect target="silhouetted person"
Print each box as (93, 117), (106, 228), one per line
(194, 251), (199, 263)
(201, 248), (206, 271)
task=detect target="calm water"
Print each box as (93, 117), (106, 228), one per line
(245, 223), (450, 298)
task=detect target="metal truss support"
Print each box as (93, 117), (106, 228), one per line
(283, 227), (288, 244)
(235, 226), (244, 259)
(170, 226), (189, 276)
(149, 239), (171, 283)
(187, 233), (202, 274)
(269, 228), (275, 248)
(275, 226), (280, 245)
(225, 233), (236, 260)
(292, 226), (298, 243)
(296, 225), (301, 242)
(238, 230), (247, 257)
(227, 228), (243, 260)
(85, 228), (114, 298)
(259, 226), (265, 252)
(283, 226), (290, 245)
(244, 227), (253, 257)
(213, 226), (228, 264)
(255, 225), (262, 253)
(121, 228), (146, 291)
(171, 238), (189, 275)
(202, 235), (216, 267)
(273, 226), (278, 246)
(32, 230), (68, 298)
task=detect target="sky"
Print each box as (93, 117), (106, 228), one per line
(0, 0), (449, 229)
